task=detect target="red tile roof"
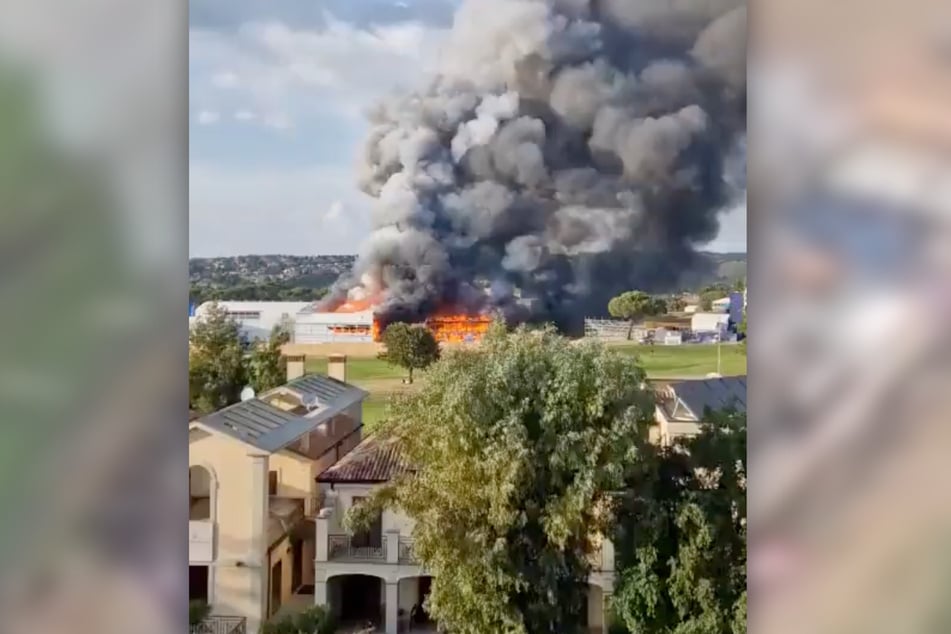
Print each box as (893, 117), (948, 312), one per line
(316, 434), (408, 483)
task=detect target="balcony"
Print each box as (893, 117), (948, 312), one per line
(189, 615), (246, 634)
(189, 520), (214, 563)
(327, 535), (386, 562)
(398, 537), (416, 564)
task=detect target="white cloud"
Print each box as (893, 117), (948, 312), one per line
(263, 112), (292, 130)
(189, 14), (448, 128)
(196, 110), (220, 125)
(211, 71), (240, 88)
(190, 162), (373, 256)
(324, 201), (344, 222)
(233, 109), (256, 121)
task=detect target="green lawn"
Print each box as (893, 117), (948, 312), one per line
(305, 342), (746, 430)
(606, 342), (747, 378)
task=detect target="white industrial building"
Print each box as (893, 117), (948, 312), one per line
(690, 312), (731, 335)
(293, 308), (376, 344)
(711, 297), (732, 312)
(192, 301), (313, 342)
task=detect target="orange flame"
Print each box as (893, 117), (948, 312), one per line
(332, 297), (378, 313)
(426, 313), (493, 344)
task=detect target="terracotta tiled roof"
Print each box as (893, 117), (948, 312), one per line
(316, 434), (408, 483)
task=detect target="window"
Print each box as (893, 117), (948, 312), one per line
(268, 470), (278, 496)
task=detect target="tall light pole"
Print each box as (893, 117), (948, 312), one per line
(717, 333), (722, 375)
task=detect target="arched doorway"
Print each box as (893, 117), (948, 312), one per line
(189, 465), (213, 520)
(188, 465), (216, 606)
(399, 575), (435, 631)
(327, 574), (384, 630)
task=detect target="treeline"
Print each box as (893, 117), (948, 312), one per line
(190, 282), (329, 306)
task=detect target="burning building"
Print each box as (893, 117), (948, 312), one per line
(318, 0), (747, 332)
(293, 298), (493, 345)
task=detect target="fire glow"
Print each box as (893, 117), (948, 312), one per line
(330, 298), (492, 344)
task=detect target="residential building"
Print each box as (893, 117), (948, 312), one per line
(312, 435), (617, 634)
(654, 375), (747, 445)
(188, 355), (366, 633)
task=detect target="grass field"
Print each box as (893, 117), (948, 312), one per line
(305, 342), (746, 429)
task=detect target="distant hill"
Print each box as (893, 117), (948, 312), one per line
(679, 251), (747, 291)
(189, 255), (355, 305)
(705, 251), (747, 282)
(188, 251), (746, 303)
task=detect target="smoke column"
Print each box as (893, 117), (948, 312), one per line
(323, 0), (747, 331)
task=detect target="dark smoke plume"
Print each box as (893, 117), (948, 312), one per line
(323, 0), (747, 331)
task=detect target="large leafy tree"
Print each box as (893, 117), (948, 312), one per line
(612, 409), (747, 634)
(666, 296), (687, 313)
(247, 322), (292, 394)
(381, 322), (440, 384)
(188, 302), (247, 414)
(608, 291), (668, 340)
(349, 325), (656, 634)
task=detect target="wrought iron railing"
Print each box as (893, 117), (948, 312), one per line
(328, 534), (386, 561)
(398, 537), (416, 564)
(189, 616), (246, 634)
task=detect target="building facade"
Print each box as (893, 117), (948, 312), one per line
(192, 301), (313, 342)
(312, 435), (617, 634)
(188, 356), (366, 633)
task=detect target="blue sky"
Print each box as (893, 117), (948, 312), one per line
(188, 0), (746, 257)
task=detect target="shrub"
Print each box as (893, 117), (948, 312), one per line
(189, 601), (211, 627)
(259, 605), (335, 634)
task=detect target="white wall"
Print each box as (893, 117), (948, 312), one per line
(194, 301), (311, 342)
(691, 312), (730, 333)
(294, 311), (376, 344)
(323, 484), (415, 536)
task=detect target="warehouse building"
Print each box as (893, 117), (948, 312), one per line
(192, 301), (313, 342)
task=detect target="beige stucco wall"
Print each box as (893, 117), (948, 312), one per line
(268, 535), (295, 617)
(587, 585), (605, 629)
(189, 430), (266, 628)
(270, 450), (315, 500)
(325, 483), (415, 536)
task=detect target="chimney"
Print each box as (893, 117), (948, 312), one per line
(327, 354), (347, 383)
(286, 354), (305, 383)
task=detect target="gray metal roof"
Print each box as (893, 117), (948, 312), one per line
(284, 374), (355, 404)
(667, 376), (746, 420)
(196, 374), (368, 453)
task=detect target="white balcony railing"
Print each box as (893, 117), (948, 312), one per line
(189, 520), (214, 563)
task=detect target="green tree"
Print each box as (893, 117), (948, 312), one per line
(381, 322), (440, 384)
(348, 325), (656, 634)
(247, 323), (292, 393)
(608, 291), (668, 340)
(612, 408), (747, 634)
(188, 302), (247, 414)
(666, 296), (687, 313)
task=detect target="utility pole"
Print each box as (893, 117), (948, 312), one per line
(717, 334), (722, 375)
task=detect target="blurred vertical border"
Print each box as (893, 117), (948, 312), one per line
(0, 1), (187, 633)
(750, 0), (951, 632)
